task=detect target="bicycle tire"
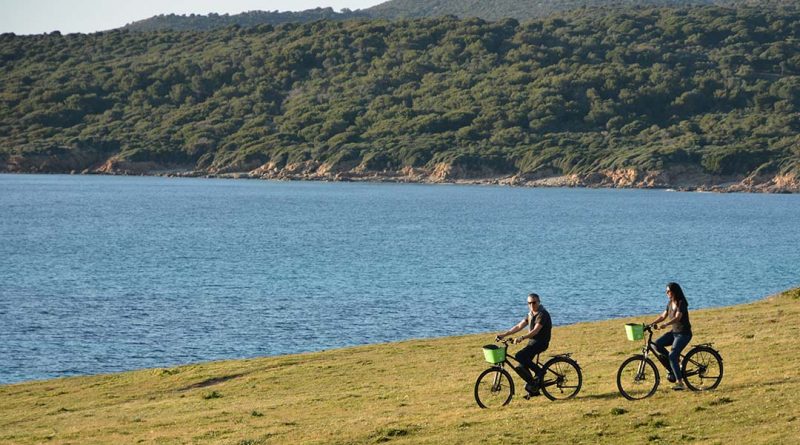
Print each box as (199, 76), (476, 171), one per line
(682, 346), (723, 391)
(617, 355), (660, 400)
(474, 367), (514, 409)
(540, 356), (582, 401)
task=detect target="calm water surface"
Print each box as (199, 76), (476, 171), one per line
(1, 174), (798, 384)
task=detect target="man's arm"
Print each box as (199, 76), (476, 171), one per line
(513, 322), (542, 343)
(496, 318), (528, 340)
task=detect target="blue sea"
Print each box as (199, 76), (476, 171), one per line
(1, 174), (799, 384)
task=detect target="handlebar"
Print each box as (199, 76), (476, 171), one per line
(494, 337), (520, 346)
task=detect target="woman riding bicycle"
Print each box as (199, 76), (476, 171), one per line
(650, 282), (693, 390)
(495, 293), (552, 397)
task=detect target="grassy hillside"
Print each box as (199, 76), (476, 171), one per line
(1, 288), (798, 444)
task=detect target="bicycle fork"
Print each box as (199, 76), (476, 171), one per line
(491, 365), (504, 392)
(636, 349), (650, 381)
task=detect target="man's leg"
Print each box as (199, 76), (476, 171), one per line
(514, 344), (538, 385)
(514, 341), (548, 392)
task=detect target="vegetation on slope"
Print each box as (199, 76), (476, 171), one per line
(123, 8), (370, 32)
(1, 288), (798, 444)
(2, 7), (800, 189)
(119, 1), (800, 31)
(365, 0), (796, 21)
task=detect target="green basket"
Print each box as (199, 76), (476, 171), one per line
(625, 323), (644, 341)
(482, 344), (506, 364)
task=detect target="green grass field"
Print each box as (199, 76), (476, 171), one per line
(2, 288), (798, 444)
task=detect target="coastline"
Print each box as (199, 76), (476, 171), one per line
(1, 287), (798, 444)
(3, 287), (797, 386)
(3, 161), (799, 193)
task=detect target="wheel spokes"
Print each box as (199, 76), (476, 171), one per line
(617, 357), (658, 400)
(684, 350), (722, 391)
(541, 359), (582, 400)
(475, 369), (513, 408)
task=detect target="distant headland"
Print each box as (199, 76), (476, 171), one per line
(3, 6), (800, 193)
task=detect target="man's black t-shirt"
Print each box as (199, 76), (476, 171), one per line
(526, 306), (552, 345)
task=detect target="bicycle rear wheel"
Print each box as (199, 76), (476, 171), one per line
(540, 357), (582, 401)
(474, 367), (514, 409)
(617, 355), (660, 400)
(682, 346), (723, 391)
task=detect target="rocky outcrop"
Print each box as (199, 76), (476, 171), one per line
(3, 151), (104, 174)
(429, 161), (514, 182)
(729, 173), (800, 193)
(94, 157), (200, 176)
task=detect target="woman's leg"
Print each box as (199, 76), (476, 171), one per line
(653, 332), (674, 358)
(670, 333), (693, 380)
(653, 332), (676, 378)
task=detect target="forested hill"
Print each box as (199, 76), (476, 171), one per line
(119, 0), (798, 32)
(365, 0), (795, 21)
(2, 7), (800, 191)
(123, 8), (370, 32)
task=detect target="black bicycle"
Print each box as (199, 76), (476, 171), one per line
(616, 323), (723, 400)
(474, 339), (582, 408)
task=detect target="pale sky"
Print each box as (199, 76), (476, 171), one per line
(0, 0), (387, 34)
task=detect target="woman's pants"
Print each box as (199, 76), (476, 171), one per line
(653, 331), (693, 380)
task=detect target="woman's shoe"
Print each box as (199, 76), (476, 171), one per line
(672, 382), (685, 391)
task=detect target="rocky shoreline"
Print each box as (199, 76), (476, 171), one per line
(3, 155), (799, 193)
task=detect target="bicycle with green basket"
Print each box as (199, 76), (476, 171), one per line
(616, 323), (723, 400)
(474, 339), (582, 408)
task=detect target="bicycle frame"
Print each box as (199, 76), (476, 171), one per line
(640, 326), (671, 371)
(489, 342), (571, 391)
(637, 325), (714, 380)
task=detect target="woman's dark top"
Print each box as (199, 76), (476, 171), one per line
(667, 299), (692, 334)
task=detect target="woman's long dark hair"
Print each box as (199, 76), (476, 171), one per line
(667, 282), (687, 305)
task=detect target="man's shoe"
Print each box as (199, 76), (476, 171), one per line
(524, 383), (541, 397)
(672, 382), (685, 391)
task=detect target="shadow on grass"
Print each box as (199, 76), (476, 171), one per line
(580, 391), (620, 401)
(179, 373), (245, 391)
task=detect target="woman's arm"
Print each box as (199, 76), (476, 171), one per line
(651, 309), (668, 327)
(659, 309), (683, 330)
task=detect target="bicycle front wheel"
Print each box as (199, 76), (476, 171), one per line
(617, 355), (660, 400)
(682, 346), (723, 391)
(540, 357), (582, 401)
(474, 367), (514, 409)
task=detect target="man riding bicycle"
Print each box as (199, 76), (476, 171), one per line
(496, 293), (552, 397)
